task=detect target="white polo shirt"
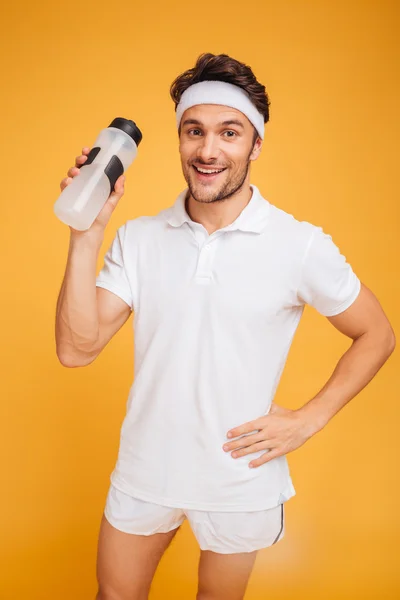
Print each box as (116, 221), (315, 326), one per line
(95, 183), (361, 511)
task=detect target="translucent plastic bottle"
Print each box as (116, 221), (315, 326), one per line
(54, 117), (142, 231)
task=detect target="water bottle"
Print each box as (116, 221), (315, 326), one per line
(54, 117), (142, 231)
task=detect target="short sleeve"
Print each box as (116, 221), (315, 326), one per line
(297, 226), (361, 316)
(96, 224), (133, 310)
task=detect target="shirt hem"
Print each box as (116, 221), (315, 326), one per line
(95, 280), (133, 309)
(109, 475), (296, 512)
(321, 277), (361, 317)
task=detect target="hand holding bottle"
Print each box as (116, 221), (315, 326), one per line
(54, 117), (142, 232)
(59, 146), (126, 238)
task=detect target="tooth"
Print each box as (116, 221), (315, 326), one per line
(197, 167), (222, 173)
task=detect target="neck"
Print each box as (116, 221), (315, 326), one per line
(185, 182), (253, 235)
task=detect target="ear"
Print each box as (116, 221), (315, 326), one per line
(249, 137), (263, 161)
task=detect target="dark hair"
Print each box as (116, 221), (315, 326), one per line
(170, 52), (270, 143)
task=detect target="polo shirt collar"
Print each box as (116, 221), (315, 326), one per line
(166, 184), (270, 234)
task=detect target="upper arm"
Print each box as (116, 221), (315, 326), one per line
(296, 225), (395, 347)
(93, 286), (132, 352)
(67, 287), (132, 367)
(86, 222), (134, 362)
(326, 281), (396, 344)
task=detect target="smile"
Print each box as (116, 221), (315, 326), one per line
(192, 165), (227, 179)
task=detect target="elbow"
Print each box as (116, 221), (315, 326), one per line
(57, 352), (84, 368)
(55, 333), (101, 367)
(383, 321), (397, 354)
(377, 326), (396, 357)
(388, 330), (396, 355)
(56, 347), (97, 368)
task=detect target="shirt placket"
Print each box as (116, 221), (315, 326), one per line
(187, 224), (223, 285)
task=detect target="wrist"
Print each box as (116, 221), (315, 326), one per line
(69, 228), (104, 251)
(296, 404), (328, 437)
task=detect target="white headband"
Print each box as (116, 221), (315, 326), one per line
(175, 80), (265, 140)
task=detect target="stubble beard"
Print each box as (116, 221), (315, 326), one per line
(185, 157), (252, 205)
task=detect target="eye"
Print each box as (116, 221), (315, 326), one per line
(187, 129), (238, 137)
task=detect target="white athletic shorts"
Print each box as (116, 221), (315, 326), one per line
(104, 483), (285, 554)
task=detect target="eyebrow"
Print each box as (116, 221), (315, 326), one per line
(181, 118), (245, 130)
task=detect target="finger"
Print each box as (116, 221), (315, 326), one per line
(60, 176), (72, 190)
(249, 448), (281, 468)
(223, 431), (264, 452)
(101, 176), (125, 216)
(67, 166), (81, 177)
(231, 440), (274, 458)
(75, 154), (88, 168)
(109, 174), (126, 198)
(227, 422), (259, 439)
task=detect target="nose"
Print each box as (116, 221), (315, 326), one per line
(195, 133), (220, 163)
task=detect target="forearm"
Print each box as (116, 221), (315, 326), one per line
(55, 232), (103, 362)
(296, 330), (396, 436)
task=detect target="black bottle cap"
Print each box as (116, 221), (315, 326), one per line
(108, 117), (143, 146)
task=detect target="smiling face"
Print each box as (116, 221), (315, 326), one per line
(178, 104), (262, 204)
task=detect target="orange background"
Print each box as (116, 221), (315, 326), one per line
(1, 1), (399, 598)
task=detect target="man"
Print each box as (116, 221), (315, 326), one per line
(56, 52), (396, 600)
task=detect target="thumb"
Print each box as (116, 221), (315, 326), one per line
(108, 174), (125, 205)
(94, 175), (126, 227)
(103, 175), (125, 214)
